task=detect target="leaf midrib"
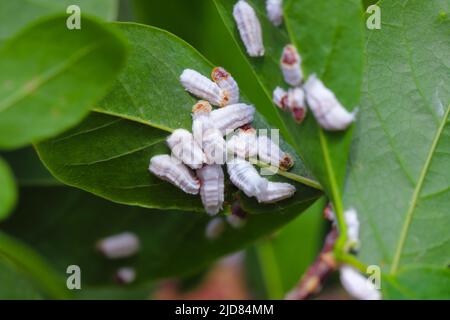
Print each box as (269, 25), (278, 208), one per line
(0, 41), (103, 113)
(390, 104), (450, 273)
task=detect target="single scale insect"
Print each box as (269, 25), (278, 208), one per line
(304, 74), (356, 131)
(233, 0), (265, 57)
(197, 164), (225, 216)
(281, 44), (303, 87)
(266, 0), (283, 26)
(180, 69), (228, 107)
(96, 232), (140, 259)
(149, 154), (200, 195)
(166, 129), (205, 169)
(211, 67), (240, 105)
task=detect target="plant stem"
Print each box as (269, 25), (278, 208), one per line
(253, 160), (324, 191)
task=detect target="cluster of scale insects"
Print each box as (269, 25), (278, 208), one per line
(93, 1), (376, 295)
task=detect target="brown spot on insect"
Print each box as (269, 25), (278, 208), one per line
(280, 44), (303, 86)
(211, 67), (239, 105)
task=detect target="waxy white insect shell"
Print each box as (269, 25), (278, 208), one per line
(202, 128), (227, 165)
(96, 232), (140, 259)
(180, 69), (228, 107)
(233, 0), (265, 57)
(210, 103), (255, 135)
(273, 86), (289, 110)
(257, 135), (294, 171)
(205, 217), (226, 240)
(149, 154), (200, 195)
(281, 44), (303, 86)
(197, 164), (225, 216)
(304, 74), (356, 131)
(287, 87), (307, 123)
(340, 266), (381, 300)
(227, 158), (268, 198)
(266, 0), (283, 26)
(257, 181), (296, 203)
(192, 100), (213, 147)
(227, 126), (258, 159)
(211, 67), (240, 105)
(115, 267), (136, 285)
(166, 129), (205, 170)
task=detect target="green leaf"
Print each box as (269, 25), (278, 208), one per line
(0, 257), (43, 299)
(2, 186), (318, 285)
(0, 15), (128, 149)
(0, 0), (119, 43)
(0, 157), (17, 220)
(0, 231), (70, 299)
(214, 0), (364, 230)
(36, 22), (322, 213)
(382, 266), (450, 300)
(1, 147), (60, 186)
(344, 0), (450, 282)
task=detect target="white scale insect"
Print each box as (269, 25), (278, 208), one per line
(273, 87), (307, 123)
(233, 0), (265, 57)
(210, 103), (255, 135)
(197, 164), (225, 216)
(257, 135), (294, 171)
(211, 67), (240, 105)
(205, 217), (226, 240)
(266, 0), (283, 26)
(304, 74), (356, 131)
(257, 181), (295, 203)
(166, 129), (205, 169)
(96, 232), (140, 259)
(192, 100), (213, 147)
(227, 158), (268, 199)
(340, 265), (381, 300)
(202, 128), (227, 165)
(149, 154), (200, 195)
(180, 69), (228, 107)
(115, 267), (136, 285)
(227, 126), (258, 159)
(280, 44), (303, 87)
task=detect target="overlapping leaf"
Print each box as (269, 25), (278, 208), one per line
(0, 157), (17, 220)
(0, 15), (127, 149)
(0, 0), (119, 43)
(344, 0), (450, 295)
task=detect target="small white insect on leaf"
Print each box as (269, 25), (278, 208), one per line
(257, 181), (296, 203)
(257, 135), (294, 171)
(197, 164), (225, 216)
(115, 267), (136, 285)
(226, 214), (247, 229)
(340, 265), (381, 300)
(166, 129), (205, 169)
(149, 154), (200, 195)
(280, 44), (303, 86)
(266, 0), (283, 26)
(210, 103), (255, 135)
(273, 86), (289, 110)
(180, 69), (228, 107)
(192, 100), (213, 147)
(233, 0), (265, 57)
(287, 87), (307, 123)
(211, 67), (240, 105)
(304, 74), (356, 131)
(227, 158), (268, 198)
(345, 208), (360, 251)
(227, 126), (258, 159)
(205, 217), (226, 240)
(96, 232), (140, 259)
(202, 128), (227, 165)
